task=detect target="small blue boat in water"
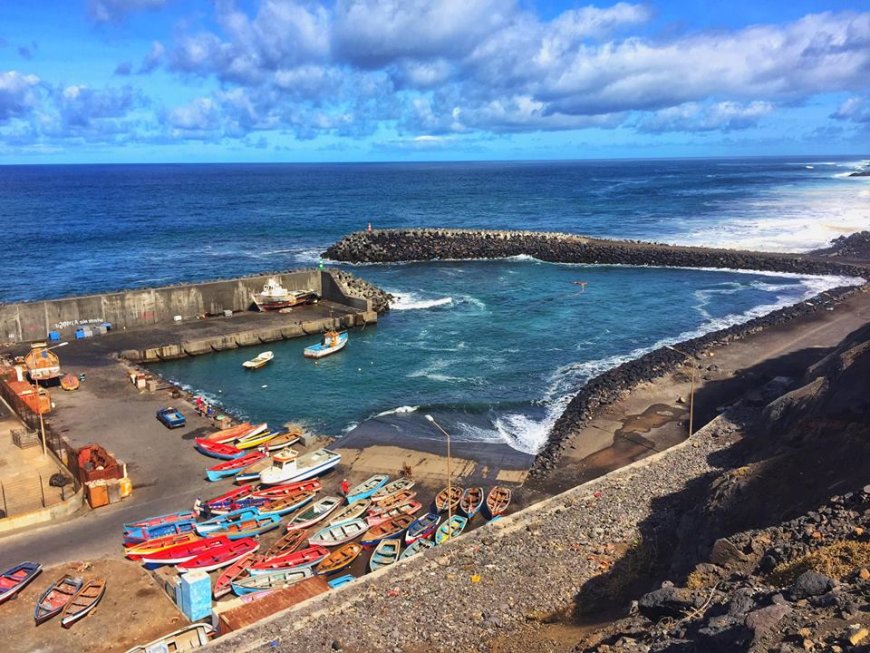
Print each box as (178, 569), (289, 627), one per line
(327, 574), (356, 590)
(303, 331), (348, 359)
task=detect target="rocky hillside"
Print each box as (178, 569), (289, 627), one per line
(570, 324), (870, 653)
(811, 231), (870, 262)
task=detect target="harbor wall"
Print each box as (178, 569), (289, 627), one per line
(0, 270), (369, 344)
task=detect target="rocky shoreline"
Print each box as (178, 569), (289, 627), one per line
(324, 229), (868, 478)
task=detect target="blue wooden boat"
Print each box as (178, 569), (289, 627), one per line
(123, 520), (196, 546)
(232, 567), (313, 596)
(405, 512), (440, 544)
(460, 487), (484, 519)
(400, 538), (435, 561)
(327, 574), (355, 590)
(369, 538), (401, 572)
(345, 474), (389, 504)
(210, 514), (281, 540)
(194, 508), (260, 536)
(434, 515), (467, 545)
(34, 575), (83, 624)
(303, 331), (348, 359)
(0, 561), (42, 604)
(123, 510), (196, 531)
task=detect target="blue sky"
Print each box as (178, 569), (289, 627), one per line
(0, 0), (868, 163)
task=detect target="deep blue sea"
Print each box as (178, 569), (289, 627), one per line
(2, 157), (867, 452)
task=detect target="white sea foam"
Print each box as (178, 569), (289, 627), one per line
(375, 405), (419, 417)
(388, 290), (454, 311)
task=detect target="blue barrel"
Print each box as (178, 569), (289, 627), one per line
(179, 570), (211, 621)
(48, 331), (61, 341)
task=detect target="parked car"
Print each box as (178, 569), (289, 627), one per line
(156, 407), (186, 429)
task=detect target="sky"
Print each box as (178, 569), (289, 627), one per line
(0, 0), (868, 163)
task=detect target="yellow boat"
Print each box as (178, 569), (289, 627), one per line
(235, 431), (278, 450)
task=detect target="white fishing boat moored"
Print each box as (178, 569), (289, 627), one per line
(259, 448), (341, 485)
(303, 331), (348, 359)
(242, 351), (274, 369)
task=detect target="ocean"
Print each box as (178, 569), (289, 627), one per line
(2, 156), (867, 452)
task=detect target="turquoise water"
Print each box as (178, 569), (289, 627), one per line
(152, 258), (851, 453)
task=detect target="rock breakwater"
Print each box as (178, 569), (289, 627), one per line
(325, 229), (868, 277)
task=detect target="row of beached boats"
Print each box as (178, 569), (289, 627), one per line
(0, 561), (106, 629)
(192, 421), (342, 484)
(121, 471), (512, 601)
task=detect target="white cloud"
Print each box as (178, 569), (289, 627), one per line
(831, 96), (870, 124)
(640, 101), (774, 133)
(0, 70), (40, 123)
(88, 0), (168, 23)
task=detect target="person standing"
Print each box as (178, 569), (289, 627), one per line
(340, 479), (350, 497)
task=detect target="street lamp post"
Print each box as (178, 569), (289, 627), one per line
(666, 345), (695, 437)
(425, 414), (452, 539)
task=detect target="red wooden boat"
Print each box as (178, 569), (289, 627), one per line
(213, 552), (262, 599)
(195, 437), (243, 460)
(251, 479), (321, 499)
(141, 536), (231, 565)
(0, 562), (42, 604)
(207, 451), (268, 481)
(124, 510), (196, 530)
(177, 538), (259, 573)
(249, 546), (329, 574)
(203, 421), (253, 444)
(200, 486), (253, 514)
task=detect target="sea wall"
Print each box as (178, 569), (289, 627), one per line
(0, 269), (373, 343)
(325, 229), (868, 277)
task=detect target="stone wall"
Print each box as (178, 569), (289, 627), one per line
(0, 269), (373, 343)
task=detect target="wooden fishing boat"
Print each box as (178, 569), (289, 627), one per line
(124, 623), (214, 653)
(264, 529), (308, 558)
(210, 515), (281, 540)
(303, 330), (347, 359)
(203, 421), (254, 444)
(209, 495), (270, 516)
(360, 514), (415, 547)
(34, 575), (84, 625)
(257, 490), (316, 517)
(123, 520), (196, 546)
(314, 543), (362, 575)
(368, 490), (417, 514)
(365, 501), (422, 527)
(250, 545), (329, 574)
(405, 512), (441, 545)
(195, 437), (244, 460)
(371, 478), (416, 503)
(243, 351), (274, 369)
(369, 538), (401, 572)
(434, 486), (463, 513)
(213, 552), (262, 599)
(251, 479), (322, 499)
(232, 567), (314, 596)
(124, 532), (201, 561)
(327, 574), (355, 590)
(400, 537), (435, 560)
(207, 451), (268, 482)
(141, 536), (231, 566)
(194, 508), (261, 536)
(434, 515), (468, 545)
(486, 486), (512, 517)
(60, 373), (80, 391)
(235, 430), (278, 450)
(177, 538), (260, 573)
(259, 448), (341, 485)
(235, 456), (275, 484)
(309, 518), (369, 547)
(199, 485), (252, 515)
(328, 499), (371, 525)
(286, 496), (342, 531)
(123, 510), (196, 531)
(345, 474), (389, 504)
(262, 432), (301, 452)
(460, 487), (484, 519)
(60, 579), (106, 628)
